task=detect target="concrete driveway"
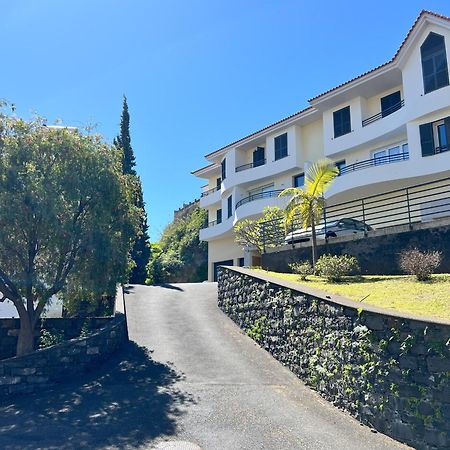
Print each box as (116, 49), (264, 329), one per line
(125, 283), (409, 450)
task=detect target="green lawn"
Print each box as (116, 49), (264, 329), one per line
(254, 270), (450, 321)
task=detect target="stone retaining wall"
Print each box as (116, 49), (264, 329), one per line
(0, 314), (127, 398)
(262, 222), (450, 274)
(0, 317), (113, 360)
(218, 266), (450, 450)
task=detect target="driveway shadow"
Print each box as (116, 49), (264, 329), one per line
(0, 341), (194, 450)
(157, 284), (184, 292)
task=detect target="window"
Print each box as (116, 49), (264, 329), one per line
(333, 106), (351, 138)
(221, 158), (226, 180)
(420, 117), (450, 156)
(249, 183), (274, 198)
(227, 195), (232, 218)
(238, 257), (245, 267)
(216, 209), (222, 224)
(373, 143), (407, 165)
(335, 160), (346, 174)
(293, 173), (304, 187)
(216, 177), (221, 189)
(402, 143), (409, 154)
(274, 133), (288, 160)
(253, 147), (265, 167)
(437, 123), (448, 151)
(421, 32), (449, 94)
(380, 91), (401, 117)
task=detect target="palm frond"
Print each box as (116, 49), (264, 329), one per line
(305, 159), (339, 197)
(279, 187), (301, 198)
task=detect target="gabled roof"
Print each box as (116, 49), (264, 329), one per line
(308, 10), (450, 103)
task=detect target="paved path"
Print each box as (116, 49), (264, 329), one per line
(0, 283), (410, 450)
(125, 283), (409, 450)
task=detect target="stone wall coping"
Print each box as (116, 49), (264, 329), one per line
(1, 313), (125, 365)
(221, 266), (450, 327)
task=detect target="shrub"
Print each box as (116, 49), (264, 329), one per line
(315, 254), (360, 282)
(399, 248), (442, 281)
(289, 261), (314, 281)
(39, 328), (65, 349)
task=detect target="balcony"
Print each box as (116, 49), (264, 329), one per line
(201, 186), (219, 197)
(204, 219), (220, 228)
(236, 189), (284, 209)
(362, 100), (405, 127)
(199, 185), (221, 208)
(235, 159), (266, 173)
(339, 151), (409, 176)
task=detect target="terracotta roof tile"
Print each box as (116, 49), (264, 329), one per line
(205, 106), (314, 158)
(202, 10), (450, 160)
(308, 10), (450, 102)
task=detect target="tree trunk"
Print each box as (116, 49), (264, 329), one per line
(311, 222), (318, 268)
(16, 313), (35, 356)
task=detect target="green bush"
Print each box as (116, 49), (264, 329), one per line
(289, 261), (314, 281)
(399, 248), (442, 281)
(39, 328), (65, 349)
(315, 254), (360, 282)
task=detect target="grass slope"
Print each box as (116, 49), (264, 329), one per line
(254, 270), (450, 321)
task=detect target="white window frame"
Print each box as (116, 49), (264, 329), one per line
(371, 141), (408, 165)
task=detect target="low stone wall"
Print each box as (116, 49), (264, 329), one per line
(0, 314), (127, 398)
(218, 266), (450, 450)
(0, 317), (113, 360)
(262, 222), (450, 274)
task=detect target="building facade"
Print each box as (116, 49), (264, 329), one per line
(192, 10), (450, 281)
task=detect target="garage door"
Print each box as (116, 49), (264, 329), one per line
(213, 260), (233, 282)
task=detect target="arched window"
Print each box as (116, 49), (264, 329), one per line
(421, 32), (449, 94)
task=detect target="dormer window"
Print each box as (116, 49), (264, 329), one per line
(421, 32), (449, 94)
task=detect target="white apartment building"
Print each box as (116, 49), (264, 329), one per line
(192, 10), (450, 281)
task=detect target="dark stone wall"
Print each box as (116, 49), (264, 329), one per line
(262, 224), (450, 274)
(0, 314), (127, 398)
(218, 267), (450, 450)
(0, 317), (113, 360)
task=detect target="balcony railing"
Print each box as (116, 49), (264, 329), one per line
(259, 176), (450, 252)
(339, 151), (409, 176)
(202, 219), (222, 229)
(362, 100), (405, 127)
(201, 186), (220, 197)
(236, 189), (283, 209)
(235, 159), (266, 173)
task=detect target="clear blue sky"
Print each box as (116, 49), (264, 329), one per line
(2, 0), (449, 239)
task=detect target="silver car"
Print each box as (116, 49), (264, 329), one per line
(284, 218), (372, 244)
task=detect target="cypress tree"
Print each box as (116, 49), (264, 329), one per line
(116, 95), (151, 283)
(116, 96), (136, 176)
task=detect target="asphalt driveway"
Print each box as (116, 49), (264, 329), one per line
(0, 282), (411, 450)
(125, 283), (409, 450)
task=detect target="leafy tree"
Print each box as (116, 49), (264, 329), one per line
(234, 207), (285, 253)
(146, 206), (208, 283)
(0, 112), (138, 356)
(280, 159), (338, 266)
(114, 96), (150, 284)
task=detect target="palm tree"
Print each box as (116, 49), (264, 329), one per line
(279, 159), (339, 267)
